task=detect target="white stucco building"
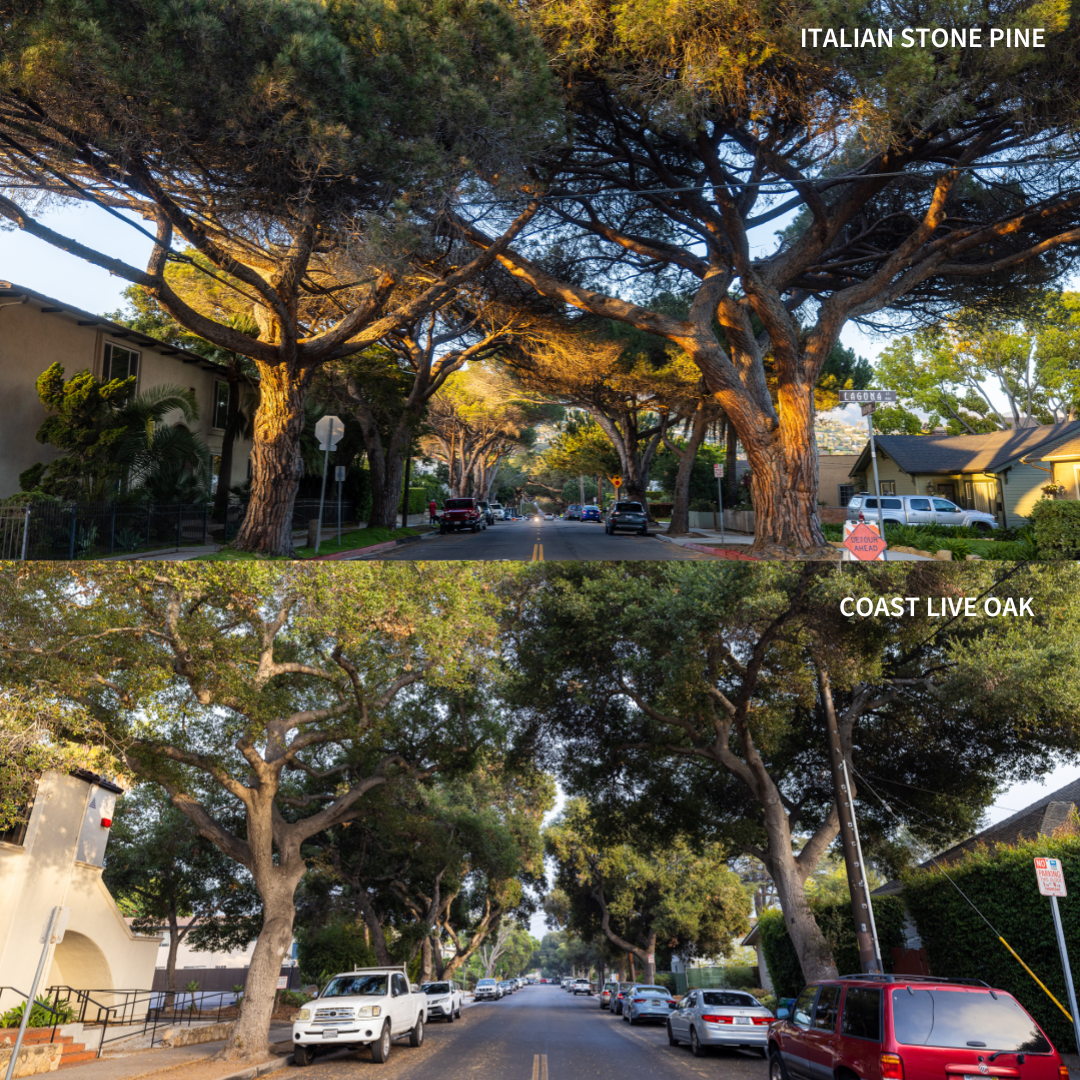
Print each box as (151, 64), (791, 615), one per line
(0, 770), (161, 1017)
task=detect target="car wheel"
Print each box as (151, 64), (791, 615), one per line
(456, 1004), (462, 1018)
(973, 521), (993, 532)
(690, 1026), (706, 1057)
(667, 1022), (679, 1047)
(639, 526), (648, 536)
(758, 1046), (769, 1058)
(409, 1015), (424, 1047)
(629, 1011), (638, 1026)
(293, 1043), (312, 1067)
(370, 1022), (392, 1064)
(439, 525), (447, 534)
(447, 1006), (455, 1023)
(769, 1049), (790, 1080)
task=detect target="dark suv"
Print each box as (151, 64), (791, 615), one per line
(768, 975), (1065, 1080)
(605, 501), (649, 536)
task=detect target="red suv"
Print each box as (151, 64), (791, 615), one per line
(768, 976), (1066, 1080)
(439, 498), (485, 534)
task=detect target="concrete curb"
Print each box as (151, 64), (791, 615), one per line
(652, 534), (762, 560)
(311, 532), (433, 561)
(214, 1055), (292, 1080)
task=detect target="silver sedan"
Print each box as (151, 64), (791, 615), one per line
(667, 989), (774, 1057)
(623, 986), (676, 1025)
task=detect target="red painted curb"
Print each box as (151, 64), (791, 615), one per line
(684, 543), (762, 561)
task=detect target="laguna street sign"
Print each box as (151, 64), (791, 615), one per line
(1036, 857), (1067, 897)
(839, 389), (897, 403)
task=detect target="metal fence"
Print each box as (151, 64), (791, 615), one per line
(0, 498), (358, 559)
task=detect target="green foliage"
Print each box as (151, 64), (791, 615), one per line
(820, 521), (1039, 560)
(398, 488), (428, 515)
(902, 832), (1080, 1054)
(297, 921), (376, 985)
(1029, 498), (1080, 559)
(277, 990), (310, 1008)
(757, 897), (907, 1000)
(0, 996), (75, 1029)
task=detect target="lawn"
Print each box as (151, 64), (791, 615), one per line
(199, 525), (429, 561)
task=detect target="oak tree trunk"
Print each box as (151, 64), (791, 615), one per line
(164, 912), (180, 1008)
(419, 936), (434, 983)
(232, 363), (311, 556)
(665, 406), (711, 537)
(355, 893), (395, 967)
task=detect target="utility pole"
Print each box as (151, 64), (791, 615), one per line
(819, 664), (882, 973)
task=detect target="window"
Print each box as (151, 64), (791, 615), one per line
(880, 498), (902, 509)
(839, 484), (856, 507)
(879, 480), (896, 494)
(393, 974), (409, 996)
(102, 342), (139, 387)
(213, 381), (230, 429)
(891, 989), (1050, 1053)
(792, 985), (819, 1027)
(933, 499), (960, 513)
(814, 986), (841, 1031)
(0, 780), (37, 847)
(910, 499), (931, 511)
(701, 992), (758, 1007)
(841, 988), (882, 1041)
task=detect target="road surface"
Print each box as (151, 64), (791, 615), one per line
(297, 983), (771, 1079)
(369, 517), (711, 561)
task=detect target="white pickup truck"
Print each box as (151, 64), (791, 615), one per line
(292, 967), (427, 1066)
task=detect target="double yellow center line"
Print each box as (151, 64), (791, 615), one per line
(530, 543), (544, 562)
(531, 1054), (549, 1080)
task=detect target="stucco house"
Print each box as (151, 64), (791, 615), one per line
(848, 420), (1080, 527)
(0, 770), (161, 1018)
(0, 282), (253, 499)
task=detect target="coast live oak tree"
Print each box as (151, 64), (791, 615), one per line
(0, 0), (555, 553)
(460, 0), (1080, 555)
(0, 563), (506, 1062)
(504, 562), (1080, 981)
(546, 797), (749, 983)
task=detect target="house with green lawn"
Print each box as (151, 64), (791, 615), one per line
(847, 421), (1080, 528)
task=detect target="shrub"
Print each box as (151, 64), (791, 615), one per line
(688, 498), (716, 512)
(278, 990), (309, 1007)
(652, 972), (675, 992)
(1, 995), (76, 1029)
(1029, 498), (1080, 559)
(902, 832), (1080, 1054)
(297, 920), (375, 986)
(757, 897), (907, 1000)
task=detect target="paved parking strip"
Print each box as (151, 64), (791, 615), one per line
(369, 518), (712, 561)
(297, 985), (770, 1079)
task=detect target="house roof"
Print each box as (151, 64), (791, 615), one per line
(1039, 433), (1080, 461)
(872, 777), (1080, 898)
(848, 420), (1080, 478)
(0, 283), (225, 373)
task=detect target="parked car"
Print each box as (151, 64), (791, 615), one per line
(292, 967), (426, 1066)
(502, 507), (514, 520)
(572, 978), (591, 995)
(419, 980), (463, 1022)
(623, 985), (676, 1026)
(529, 511), (543, 522)
(439, 497), (486, 533)
(474, 978), (500, 1001)
(768, 975), (1064, 1080)
(566, 504), (583, 520)
(611, 982), (635, 1015)
(488, 503), (504, 522)
(476, 500), (496, 525)
(669, 988), (772, 1056)
(604, 500), (649, 536)
(600, 981), (620, 1009)
(846, 493), (998, 531)
(581, 505), (602, 522)
(544, 512), (554, 520)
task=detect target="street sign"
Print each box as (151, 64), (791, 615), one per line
(334, 466), (346, 482)
(842, 522), (888, 561)
(314, 415), (344, 451)
(277, 976), (289, 990)
(1036, 857), (1067, 896)
(713, 463), (724, 478)
(839, 390), (897, 404)
(861, 403), (877, 416)
(610, 476), (622, 488)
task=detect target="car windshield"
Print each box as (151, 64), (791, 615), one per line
(891, 989), (1051, 1053)
(701, 992), (759, 1007)
(322, 975), (387, 997)
(444, 499), (473, 510)
(422, 983), (450, 995)
(614, 502), (643, 512)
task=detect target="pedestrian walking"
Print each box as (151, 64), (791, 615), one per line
(429, 499), (438, 526)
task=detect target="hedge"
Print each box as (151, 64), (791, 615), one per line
(758, 896), (907, 1000)
(297, 921), (375, 986)
(398, 487), (428, 515)
(1028, 498), (1080, 559)
(902, 832), (1080, 1053)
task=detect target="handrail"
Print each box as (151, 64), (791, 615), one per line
(0, 986), (64, 1044)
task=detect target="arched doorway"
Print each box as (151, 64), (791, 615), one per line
(49, 931), (113, 992)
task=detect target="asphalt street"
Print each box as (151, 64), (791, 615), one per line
(295, 983), (771, 1079)
(370, 517), (710, 561)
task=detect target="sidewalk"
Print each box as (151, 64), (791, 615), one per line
(653, 528), (933, 561)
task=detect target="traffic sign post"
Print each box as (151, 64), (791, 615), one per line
(334, 465), (346, 545)
(1035, 858), (1080, 1054)
(713, 462), (725, 541)
(842, 521), (887, 561)
(837, 392), (895, 559)
(313, 416), (344, 555)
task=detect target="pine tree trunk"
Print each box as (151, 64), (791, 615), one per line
(232, 363), (310, 556)
(725, 422), (738, 505)
(666, 406), (711, 536)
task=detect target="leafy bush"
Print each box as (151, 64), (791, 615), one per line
(1, 995), (75, 1029)
(278, 990), (309, 1007)
(903, 831), (1080, 1054)
(297, 920), (375, 986)
(398, 487), (428, 515)
(1028, 498), (1080, 559)
(758, 897), (907, 999)
(688, 498), (716, 512)
(652, 972), (675, 992)
(749, 988), (778, 1014)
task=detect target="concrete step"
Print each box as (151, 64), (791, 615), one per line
(58, 1050), (98, 1068)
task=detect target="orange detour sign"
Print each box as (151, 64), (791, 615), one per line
(610, 477), (622, 488)
(842, 521), (887, 561)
